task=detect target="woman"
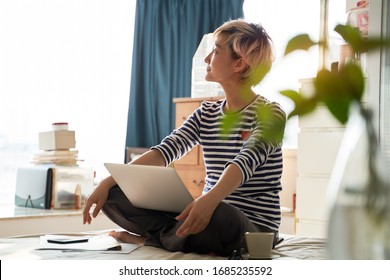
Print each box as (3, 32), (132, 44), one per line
(83, 19), (286, 257)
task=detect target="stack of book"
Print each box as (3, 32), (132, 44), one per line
(32, 122), (80, 166)
(32, 149), (79, 165)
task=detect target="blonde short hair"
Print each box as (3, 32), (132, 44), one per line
(214, 19), (274, 86)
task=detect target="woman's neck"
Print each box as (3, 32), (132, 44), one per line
(223, 87), (257, 113)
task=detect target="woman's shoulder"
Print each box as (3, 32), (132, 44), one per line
(254, 95), (285, 112)
(200, 98), (225, 112)
(254, 94), (276, 105)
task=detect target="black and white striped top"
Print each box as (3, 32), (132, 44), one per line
(153, 95), (286, 231)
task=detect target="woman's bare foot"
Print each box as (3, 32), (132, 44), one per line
(109, 230), (146, 245)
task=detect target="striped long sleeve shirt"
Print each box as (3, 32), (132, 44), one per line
(152, 95), (286, 231)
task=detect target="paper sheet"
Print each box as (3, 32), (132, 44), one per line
(38, 234), (140, 253)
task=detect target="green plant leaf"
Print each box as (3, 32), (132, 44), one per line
(256, 104), (285, 144)
(335, 24), (390, 54)
(249, 62), (272, 86)
(284, 34), (318, 56)
(334, 24), (363, 52)
(339, 62), (365, 102)
(314, 68), (362, 124)
(279, 89), (302, 103)
(279, 90), (318, 119)
(220, 111), (241, 136)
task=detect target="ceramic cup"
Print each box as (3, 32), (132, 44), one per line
(245, 232), (274, 259)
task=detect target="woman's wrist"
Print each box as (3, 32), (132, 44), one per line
(203, 188), (225, 207)
(98, 175), (116, 190)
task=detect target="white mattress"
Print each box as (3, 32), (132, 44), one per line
(0, 231), (326, 260)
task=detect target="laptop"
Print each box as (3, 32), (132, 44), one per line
(104, 163), (194, 213)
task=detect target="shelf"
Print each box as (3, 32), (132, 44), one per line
(0, 204), (85, 220)
(0, 204), (117, 238)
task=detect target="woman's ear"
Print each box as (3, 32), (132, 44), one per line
(233, 58), (247, 73)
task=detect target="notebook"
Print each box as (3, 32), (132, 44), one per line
(104, 163), (194, 213)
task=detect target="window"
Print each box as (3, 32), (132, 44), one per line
(0, 0), (136, 204)
(243, 0), (347, 148)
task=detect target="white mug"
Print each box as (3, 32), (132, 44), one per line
(245, 232), (274, 259)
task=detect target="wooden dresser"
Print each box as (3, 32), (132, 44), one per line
(172, 96), (224, 198)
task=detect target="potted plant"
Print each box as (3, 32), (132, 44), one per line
(278, 20), (390, 259)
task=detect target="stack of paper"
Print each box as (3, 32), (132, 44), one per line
(39, 234), (122, 251)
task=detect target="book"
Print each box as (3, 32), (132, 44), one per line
(34, 150), (79, 157)
(31, 158), (79, 165)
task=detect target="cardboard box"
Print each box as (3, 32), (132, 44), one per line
(39, 130), (76, 150)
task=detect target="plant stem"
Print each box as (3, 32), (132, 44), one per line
(359, 104), (389, 226)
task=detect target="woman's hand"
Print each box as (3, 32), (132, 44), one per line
(175, 194), (219, 237)
(175, 164), (244, 237)
(82, 176), (115, 225)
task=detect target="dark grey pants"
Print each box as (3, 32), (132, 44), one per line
(102, 185), (265, 256)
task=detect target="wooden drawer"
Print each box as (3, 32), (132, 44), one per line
(173, 97), (223, 199)
(175, 101), (201, 128)
(175, 145), (205, 166)
(175, 165), (205, 198)
(174, 96), (224, 128)
(174, 100), (202, 165)
(175, 146), (199, 165)
(198, 147), (205, 166)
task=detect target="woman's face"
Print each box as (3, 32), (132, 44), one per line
(204, 34), (239, 85)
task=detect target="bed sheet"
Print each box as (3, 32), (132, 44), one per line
(0, 231), (326, 260)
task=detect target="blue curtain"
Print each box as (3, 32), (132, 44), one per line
(125, 0), (244, 150)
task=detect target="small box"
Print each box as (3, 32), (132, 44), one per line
(39, 130), (76, 150)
